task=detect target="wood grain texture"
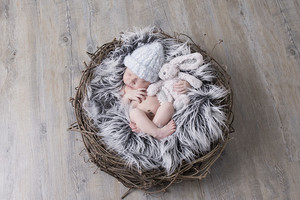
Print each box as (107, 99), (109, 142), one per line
(0, 0), (299, 199)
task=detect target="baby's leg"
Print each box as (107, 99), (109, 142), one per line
(130, 107), (175, 139)
(152, 102), (175, 127)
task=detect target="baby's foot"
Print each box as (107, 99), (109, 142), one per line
(130, 122), (141, 133)
(156, 120), (176, 140)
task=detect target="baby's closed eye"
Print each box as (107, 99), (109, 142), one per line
(137, 79), (146, 83)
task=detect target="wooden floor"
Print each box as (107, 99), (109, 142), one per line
(1, 0), (299, 199)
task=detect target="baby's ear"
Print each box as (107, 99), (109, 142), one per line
(177, 53), (204, 71)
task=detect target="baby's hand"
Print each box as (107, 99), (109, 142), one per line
(173, 80), (191, 94)
(125, 88), (147, 103)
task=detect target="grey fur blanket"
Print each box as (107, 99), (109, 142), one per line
(83, 27), (228, 174)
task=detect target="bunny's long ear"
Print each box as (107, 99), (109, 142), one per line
(170, 52), (204, 71)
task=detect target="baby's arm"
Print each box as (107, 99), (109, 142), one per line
(122, 87), (147, 103)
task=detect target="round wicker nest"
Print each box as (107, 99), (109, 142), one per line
(69, 30), (234, 198)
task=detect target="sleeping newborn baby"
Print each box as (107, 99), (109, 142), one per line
(121, 42), (190, 139)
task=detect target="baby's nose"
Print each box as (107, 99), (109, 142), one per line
(129, 79), (135, 85)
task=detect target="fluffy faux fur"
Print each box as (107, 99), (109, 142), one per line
(83, 27), (228, 174)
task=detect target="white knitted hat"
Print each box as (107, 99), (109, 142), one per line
(124, 42), (164, 83)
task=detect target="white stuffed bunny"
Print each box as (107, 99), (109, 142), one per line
(147, 52), (204, 110)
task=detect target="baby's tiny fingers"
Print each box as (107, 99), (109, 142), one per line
(174, 83), (186, 89)
(139, 90), (148, 96)
(174, 86), (187, 94)
(173, 82), (183, 87)
(134, 96), (142, 103)
(138, 88), (147, 92)
(177, 89), (187, 94)
(136, 94), (146, 102)
(173, 85), (184, 92)
(174, 84), (184, 89)
(137, 89), (147, 93)
(137, 92), (147, 99)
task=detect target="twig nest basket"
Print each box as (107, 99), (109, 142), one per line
(70, 27), (234, 196)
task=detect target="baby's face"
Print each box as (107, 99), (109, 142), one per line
(123, 68), (151, 89)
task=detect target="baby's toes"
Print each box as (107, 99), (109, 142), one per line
(130, 122), (137, 129)
(168, 120), (176, 130)
(169, 120), (176, 126)
(132, 128), (139, 133)
(129, 121), (135, 126)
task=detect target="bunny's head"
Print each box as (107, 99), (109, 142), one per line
(158, 52), (204, 81)
(159, 63), (180, 80)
